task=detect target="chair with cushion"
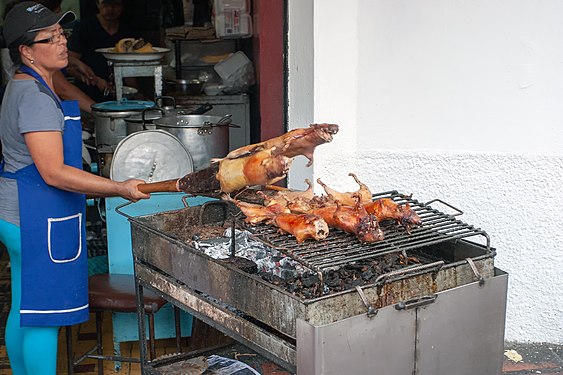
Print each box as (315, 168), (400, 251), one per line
(66, 273), (182, 375)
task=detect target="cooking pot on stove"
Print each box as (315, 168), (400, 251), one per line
(124, 98), (214, 135)
(91, 99), (155, 153)
(152, 114), (239, 171)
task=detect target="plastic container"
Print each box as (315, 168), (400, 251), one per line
(214, 51), (252, 81)
(213, 0), (252, 38)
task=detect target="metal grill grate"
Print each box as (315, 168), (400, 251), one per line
(241, 191), (490, 273)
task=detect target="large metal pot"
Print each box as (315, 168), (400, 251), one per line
(124, 102), (213, 135)
(91, 100), (155, 153)
(153, 114), (238, 171)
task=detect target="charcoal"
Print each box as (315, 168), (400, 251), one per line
(361, 270), (374, 281)
(302, 274), (321, 288)
(257, 250), (419, 300)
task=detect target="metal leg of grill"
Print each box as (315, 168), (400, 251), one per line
(174, 306), (182, 353)
(148, 311), (156, 360)
(135, 273), (149, 373)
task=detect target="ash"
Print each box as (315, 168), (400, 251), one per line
(193, 227), (307, 279)
(192, 226), (412, 299)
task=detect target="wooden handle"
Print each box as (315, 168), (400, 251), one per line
(137, 179), (179, 194)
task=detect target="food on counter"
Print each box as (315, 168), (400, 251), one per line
(317, 173), (372, 206)
(115, 38), (155, 53)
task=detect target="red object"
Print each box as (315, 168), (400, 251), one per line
(253, 0), (285, 141)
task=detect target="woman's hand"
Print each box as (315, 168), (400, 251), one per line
(117, 179), (151, 202)
(67, 55), (97, 86)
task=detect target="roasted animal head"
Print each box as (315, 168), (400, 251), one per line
(398, 203), (422, 232)
(310, 123), (339, 140)
(356, 214), (385, 243)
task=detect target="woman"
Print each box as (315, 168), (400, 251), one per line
(1, 0), (96, 112)
(0, 2), (149, 374)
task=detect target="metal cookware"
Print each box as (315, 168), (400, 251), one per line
(91, 100), (155, 154)
(153, 114), (239, 171)
(124, 99), (214, 135)
(110, 130), (193, 183)
(164, 79), (204, 96)
(124, 107), (164, 135)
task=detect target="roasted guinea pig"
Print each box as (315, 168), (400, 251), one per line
(364, 198), (422, 232)
(221, 194), (289, 224)
(262, 179), (315, 209)
(271, 213), (329, 243)
(317, 173), (372, 206)
(293, 194), (384, 243)
(216, 148), (292, 193)
(115, 38), (154, 53)
(222, 123), (339, 167)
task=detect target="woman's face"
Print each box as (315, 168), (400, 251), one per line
(24, 24), (69, 71)
(97, 1), (124, 22)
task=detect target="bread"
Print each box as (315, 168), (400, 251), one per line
(133, 42), (154, 53)
(115, 38), (135, 53)
(114, 38), (155, 53)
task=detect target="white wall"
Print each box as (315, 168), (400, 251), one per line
(289, 0), (563, 343)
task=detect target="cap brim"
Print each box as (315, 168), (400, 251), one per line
(28, 10), (76, 33)
(57, 11), (76, 26)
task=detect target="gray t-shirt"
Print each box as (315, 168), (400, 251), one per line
(0, 78), (64, 225)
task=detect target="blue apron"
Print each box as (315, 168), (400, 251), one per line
(0, 66), (88, 326)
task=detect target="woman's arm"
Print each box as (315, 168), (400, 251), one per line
(24, 131), (150, 202)
(67, 52), (97, 86)
(53, 70), (95, 113)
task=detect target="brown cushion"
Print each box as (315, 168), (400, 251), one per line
(88, 273), (167, 314)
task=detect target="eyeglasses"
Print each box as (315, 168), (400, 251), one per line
(28, 30), (70, 46)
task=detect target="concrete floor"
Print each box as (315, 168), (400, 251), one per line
(0, 248), (562, 374)
(0, 314), (561, 374)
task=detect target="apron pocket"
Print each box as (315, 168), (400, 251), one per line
(48, 213), (82, 263)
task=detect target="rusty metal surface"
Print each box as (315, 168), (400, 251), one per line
(129, 203), (495, 339)
(135, 263), (296, 371)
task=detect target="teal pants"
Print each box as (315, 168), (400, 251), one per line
(0, 219), (59, 375)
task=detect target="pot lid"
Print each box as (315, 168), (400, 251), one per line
(153, 114), (232, 128)
(110, 130), (193, 182)
(92, 99), (155, 112)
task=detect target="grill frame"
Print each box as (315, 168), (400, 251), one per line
(127, 194), (495, 340)
(241, 190), (490, 274)
(125, 193), (505, 374)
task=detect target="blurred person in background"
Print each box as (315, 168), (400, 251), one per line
(0, 3), (149, 373)
(67, 0), (139, 102)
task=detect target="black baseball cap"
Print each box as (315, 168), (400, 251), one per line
(3, 2), (75, 47)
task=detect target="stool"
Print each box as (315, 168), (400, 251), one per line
(66, 273), (182, 375)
